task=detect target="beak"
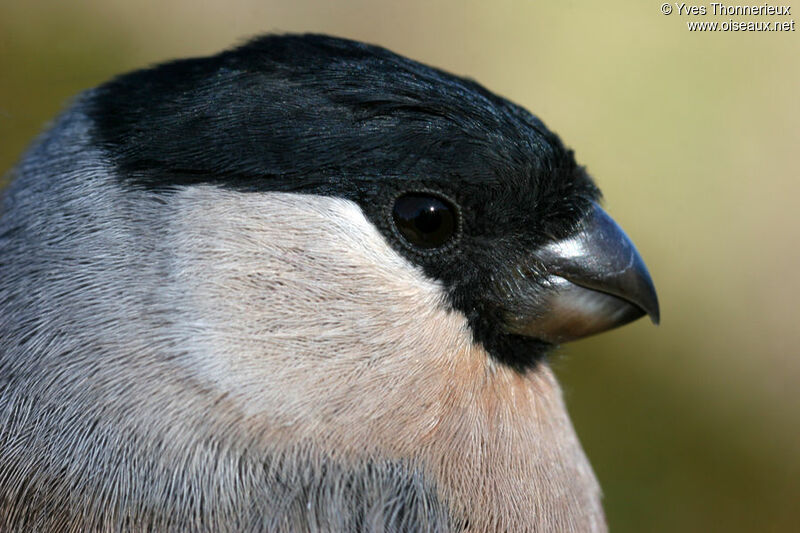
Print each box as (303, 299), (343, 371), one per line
(504, 202), (659, 344)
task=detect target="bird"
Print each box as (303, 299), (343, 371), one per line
(0, 34), (659, 532)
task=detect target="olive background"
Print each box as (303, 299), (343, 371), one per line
(2, 2), (798, 531)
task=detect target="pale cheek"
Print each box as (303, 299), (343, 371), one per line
(167, 188), (473, 450)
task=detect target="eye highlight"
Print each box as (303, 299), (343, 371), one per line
(392, 193), (457, 249)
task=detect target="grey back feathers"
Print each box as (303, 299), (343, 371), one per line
(0, 41), (610, 532)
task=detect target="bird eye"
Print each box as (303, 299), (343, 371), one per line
(392, 193), (457, 249)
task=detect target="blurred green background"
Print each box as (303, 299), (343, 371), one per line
(2, 1), (798, 531)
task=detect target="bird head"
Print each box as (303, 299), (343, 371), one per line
(92, 34), (658, 370)
(0, 34), (658, 532)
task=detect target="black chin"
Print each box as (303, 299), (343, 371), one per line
(467, 312), (554, 372)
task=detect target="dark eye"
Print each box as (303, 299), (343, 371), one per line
(392, 193), (457, 249)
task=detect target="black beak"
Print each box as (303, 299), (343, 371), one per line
(504, 203), (659, 344)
